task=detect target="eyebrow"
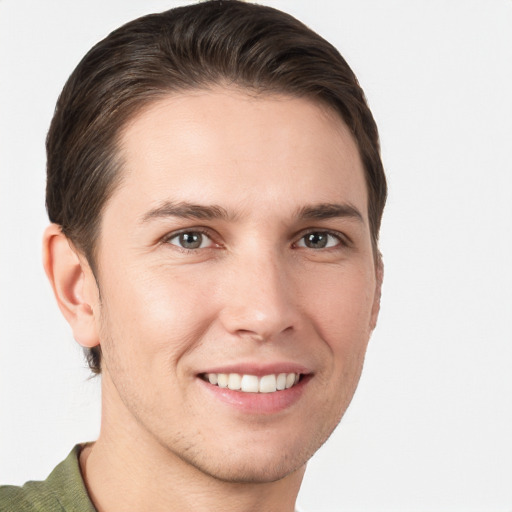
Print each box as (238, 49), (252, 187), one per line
(140, 201), (233, 223)
(140, 200), (364, 224)
(296, 203), (364, 222)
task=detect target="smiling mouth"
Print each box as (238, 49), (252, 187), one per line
(201, 372), (302, 393)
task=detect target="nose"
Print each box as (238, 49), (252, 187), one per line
(218, 250), (300, 342)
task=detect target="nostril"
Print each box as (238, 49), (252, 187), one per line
(236, 330), (265, 342)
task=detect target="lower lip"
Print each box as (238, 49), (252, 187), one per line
(197, 375), (311, 415)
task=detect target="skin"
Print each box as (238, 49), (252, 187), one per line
(44, 88), (382, 512)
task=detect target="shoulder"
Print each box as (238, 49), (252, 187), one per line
(0, 480), (59, 511)
(0, 445), (95, 512)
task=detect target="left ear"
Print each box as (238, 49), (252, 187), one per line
(369, 252), (384, 331)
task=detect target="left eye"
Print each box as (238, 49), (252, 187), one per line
(167, 231), (214, 250)
(296, 232), (340, 249)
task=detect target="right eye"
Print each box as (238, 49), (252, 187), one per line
(166, 231), (215, 250)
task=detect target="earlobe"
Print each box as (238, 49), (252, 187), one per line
(42, 224), (100, 348)
(369, 253), (384, 331)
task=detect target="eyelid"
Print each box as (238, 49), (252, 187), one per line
(159, 226), (351, 251)
(293, 228), (351, 249)
(161, 227), (221, 250)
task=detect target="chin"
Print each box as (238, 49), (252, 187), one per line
(171, 424), (333, 485)
(193, 452), (306, 484)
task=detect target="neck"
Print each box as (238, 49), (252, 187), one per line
(80, 375), (305, 512)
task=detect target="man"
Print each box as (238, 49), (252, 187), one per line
(0, 1), (386, 510)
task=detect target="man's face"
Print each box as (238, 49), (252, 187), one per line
(88, 88), (381, 483)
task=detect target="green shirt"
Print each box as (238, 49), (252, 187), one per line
(1, 447), (305, 511)
(0, 445), (96, 511)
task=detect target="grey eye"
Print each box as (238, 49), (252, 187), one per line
(168, 231), (212, 250)
(297, 232), (339, 249)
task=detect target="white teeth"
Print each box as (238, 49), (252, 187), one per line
(204, 372), (301, 393)
(217, 373), (229, 388)
(286, 373), (297, 389)
(259, 374), (277, 393)
(228, 373), (241, 391)
(241, 374), (259, 393)
(276, 373), (287, 391)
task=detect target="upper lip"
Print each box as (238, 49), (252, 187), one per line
(198, 362), (312, 377)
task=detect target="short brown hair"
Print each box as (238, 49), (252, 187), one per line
(46, 0), (387, 374)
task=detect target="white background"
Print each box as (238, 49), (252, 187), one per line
(1, 1), (511, 511)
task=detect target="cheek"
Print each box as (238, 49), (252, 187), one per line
(303, 264), (376, 360)
(98, 264), (219, 372)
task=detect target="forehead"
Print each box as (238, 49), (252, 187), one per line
(112, 87), (367, 221)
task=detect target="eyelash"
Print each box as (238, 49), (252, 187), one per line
(162, 228), (350, 252)
(294, 230), (348, 250)
(163, 228), (218, 253)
